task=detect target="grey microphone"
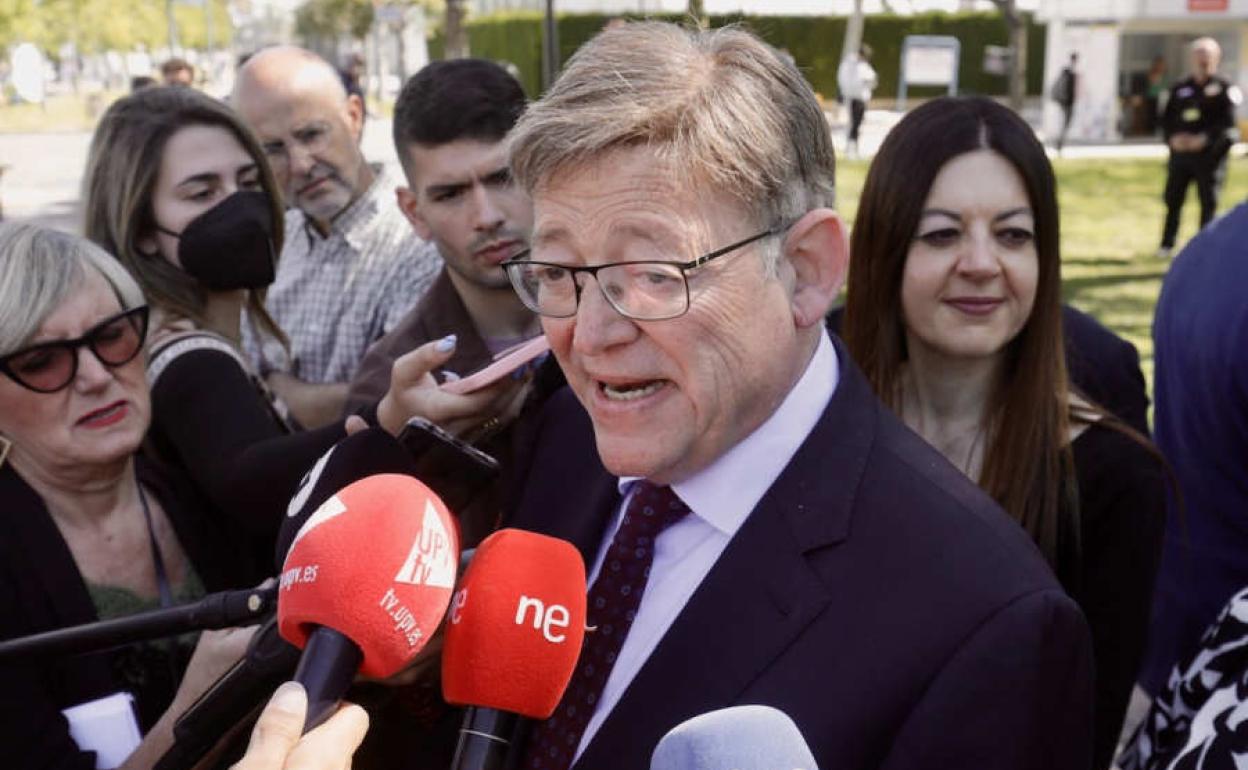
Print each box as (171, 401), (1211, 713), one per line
(649, 705), (820, 770)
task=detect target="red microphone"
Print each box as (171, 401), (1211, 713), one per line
(442, 528), (587, 770)
(278, 473), (459, 731)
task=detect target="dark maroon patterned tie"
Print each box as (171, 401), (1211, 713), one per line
(520, 481), (691, 770)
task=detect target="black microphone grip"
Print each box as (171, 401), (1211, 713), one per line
(294, 626), (363, 732)
(0, 584), (277, 662)
(451, 708), (522, 770)
(154, 618), (301, 770)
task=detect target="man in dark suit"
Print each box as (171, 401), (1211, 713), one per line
(232, 20), (1096, 770)
(496, 20), (1094, 770)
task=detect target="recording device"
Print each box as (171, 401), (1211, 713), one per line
(278, 473), (460, 731)
(442, 528), (587, 770)
(0, 584), (275, 662)
(440, 335), (550, 395)
(397, 417), (500, 513)
(648, 705), (820, 770)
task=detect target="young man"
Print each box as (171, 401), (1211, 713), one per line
(344, 59), (537, 418)
(232, 47), (441, 427)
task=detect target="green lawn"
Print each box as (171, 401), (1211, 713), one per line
(833, 155), (1248, 401)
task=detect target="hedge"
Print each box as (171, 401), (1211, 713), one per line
(428, 11), (1046, 101)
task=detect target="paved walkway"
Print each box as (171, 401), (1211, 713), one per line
(0, 110), (1191, 233)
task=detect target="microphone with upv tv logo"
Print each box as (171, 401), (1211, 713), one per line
(442, 528), (588, 770)
(277, 473), (460, 732)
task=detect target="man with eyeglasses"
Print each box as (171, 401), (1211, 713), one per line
(231, 47), (441, 429)
(236, 21), (1096, 770)
(490, 21), (1094, 770)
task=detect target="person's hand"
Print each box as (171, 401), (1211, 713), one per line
(169, 626), (259, 714)
(1169, 132), (1207, 152)
(377, 336), (529, 438)
(231, 682), (368, 770)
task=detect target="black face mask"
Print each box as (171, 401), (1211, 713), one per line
(156, 191), (276, 291)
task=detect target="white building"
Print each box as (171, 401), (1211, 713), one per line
(1037, 0), (1248, 143)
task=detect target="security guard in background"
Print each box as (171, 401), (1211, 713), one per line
(1159, 36), (1240, 258)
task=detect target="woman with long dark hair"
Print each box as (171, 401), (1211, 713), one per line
(843, 96), (1165, 769)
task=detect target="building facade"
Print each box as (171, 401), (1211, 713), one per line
(1038, 0), (1248, 143)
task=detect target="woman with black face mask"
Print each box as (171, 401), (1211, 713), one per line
(82, 86), (352, 558)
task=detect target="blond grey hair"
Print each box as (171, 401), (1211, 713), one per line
(0, 223), (145, 356)
(508, 22), (836, 240)
(1192, 36), (1222, 60)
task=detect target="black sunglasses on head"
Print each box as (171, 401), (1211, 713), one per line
(0, 306), (150, 393)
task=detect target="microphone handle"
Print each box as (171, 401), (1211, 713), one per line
(0, 585), (277, 662)
(293, 626), (363, 732)
(154, 619), (301, 770)
(451, 707), (521, 770)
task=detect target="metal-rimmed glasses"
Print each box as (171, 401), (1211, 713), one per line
(0, 306), (150, 393)
(502, 227), (780, 321)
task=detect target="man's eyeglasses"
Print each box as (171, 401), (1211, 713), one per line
(0, 306), (150, 393)
(502, 227), (780, 321)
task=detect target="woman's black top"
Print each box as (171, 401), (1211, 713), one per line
(0, 458), (264, 769)
(1064, 422), (1166, 770)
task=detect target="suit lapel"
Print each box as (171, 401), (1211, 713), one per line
(574, 338), (880, 768)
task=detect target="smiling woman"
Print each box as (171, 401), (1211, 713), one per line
(0, 223), (265, 769)
(842, 96), (1168, 770)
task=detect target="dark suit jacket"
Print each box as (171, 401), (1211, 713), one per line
(826, 303), (1151, 436)
(505, 337), (1094, 769)
(0, 459), (261, 769)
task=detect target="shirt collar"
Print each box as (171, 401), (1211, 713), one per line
(300, 163), (393, 250)
(618, 329), (839, 537)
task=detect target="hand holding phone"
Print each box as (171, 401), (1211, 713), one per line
(439, 335), (550, 395)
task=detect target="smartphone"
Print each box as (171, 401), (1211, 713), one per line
(396, 416), (500, 512)
(440, 335), (550, 395)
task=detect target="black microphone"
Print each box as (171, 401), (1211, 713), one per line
(0, 584), (275, 662)
(276, 426), (422, 569)
(153, 618), (301, 770)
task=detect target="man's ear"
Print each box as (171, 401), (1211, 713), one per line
(395, 186), (433, 241)
(781, 208), (848, 329)
(345, 93), (366, 144)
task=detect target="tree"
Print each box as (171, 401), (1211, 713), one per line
(0, 0), (38, 53)
(686, 0), (706, 29)
(443, 0), (466, 58)
(988, 0), (1026, 110)
(295, 0), (373, 53)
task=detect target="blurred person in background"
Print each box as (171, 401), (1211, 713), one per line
(1157, 37), (1239, 259)
(160, 57), (194, 87)
(232, 47), (442, 428)
(836, 43), (876, 159)
(0, 223), (260, 769)
(842, 96), (1167, 770)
